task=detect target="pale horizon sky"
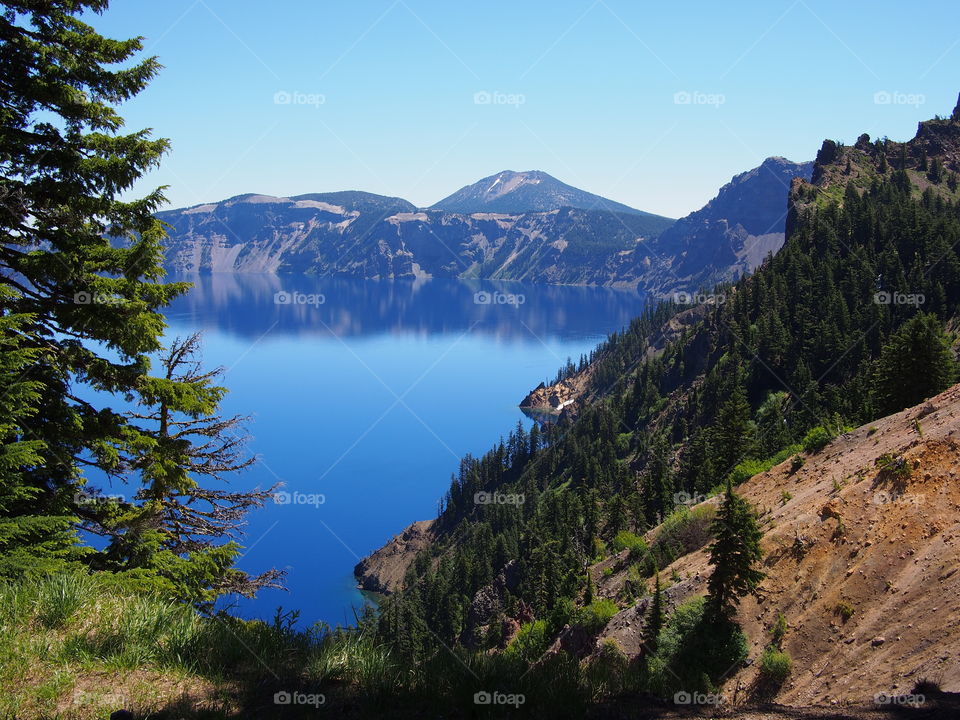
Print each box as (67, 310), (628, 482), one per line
(95, 0), (960, 219)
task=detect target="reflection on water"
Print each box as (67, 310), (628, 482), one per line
(166, 273), (646, 343)
(158, 273), (646, 626)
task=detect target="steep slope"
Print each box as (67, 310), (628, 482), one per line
(159, 198), (673, 285)
(615, 157), (813, 295)
(361, 95), (960, 710)
(430, 169), (654, 216)
(594, 384), (960, 705)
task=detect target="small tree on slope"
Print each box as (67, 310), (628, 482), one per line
(706, 479), (765, 621)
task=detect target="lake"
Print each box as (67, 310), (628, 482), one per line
(157, 273), (646, 627)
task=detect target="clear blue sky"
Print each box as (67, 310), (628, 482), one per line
(95, 0), (960, 219)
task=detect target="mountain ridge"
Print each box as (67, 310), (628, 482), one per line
(429, 169), (657, 216)
(156, 161), (809, 295)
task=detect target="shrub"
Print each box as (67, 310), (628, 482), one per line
(758, 646), (792, 686)
(789, 455), (805, 473)
(770, 612), (788, 649)
(836, 601), (855, 621)
(611, 530), (647, 558)
(505, 620), (550, 664)
(573, 599), (619, 634)
(584, 637), (629, 698)
(727, 445), (802, 486)
(644, 596), (748, 698)
(802, 426), (833, 453)
(646, 505), (715, 572)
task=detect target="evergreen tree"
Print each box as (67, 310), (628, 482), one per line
(712, 384), (753, 474)
(0, 294), (83, 576)
(0, 0), (189, 572)
(94, 334), (283, 604)
(873, 313), (957, 416)
(643, 571), (666, 654)
(706, 479), (765, 620)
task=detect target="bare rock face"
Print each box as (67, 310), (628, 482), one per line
(353, 519), (434, 594)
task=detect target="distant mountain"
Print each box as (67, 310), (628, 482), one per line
(158, 193), (673, 285)
(430, 170), (656, 216)
(626, 157), (814, 295)
(156, 162), (808, 293)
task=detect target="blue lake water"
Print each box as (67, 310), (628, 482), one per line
(145, 273), (646, 627)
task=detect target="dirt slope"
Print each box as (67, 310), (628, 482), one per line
(594, 384), (960, 707)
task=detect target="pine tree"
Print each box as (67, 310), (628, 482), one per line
(643, 571), (666, 654)
(706, 479), (765, 620)
(94, 334), (283, 604)
(0, 0), (189, 573)
(0, 294), (84, 576)
(873, 313), (957, 416)
(712, 384), (754, 475)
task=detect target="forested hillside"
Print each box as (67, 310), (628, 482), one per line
(368, 96), (960, 696)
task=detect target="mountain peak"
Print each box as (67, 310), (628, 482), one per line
(430, 170), (664, 217)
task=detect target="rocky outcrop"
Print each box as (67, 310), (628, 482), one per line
(353, 519), (434, 594)
(636, 157), (814, 297)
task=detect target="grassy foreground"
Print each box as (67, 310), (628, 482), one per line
(0, 571), (644, 718)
